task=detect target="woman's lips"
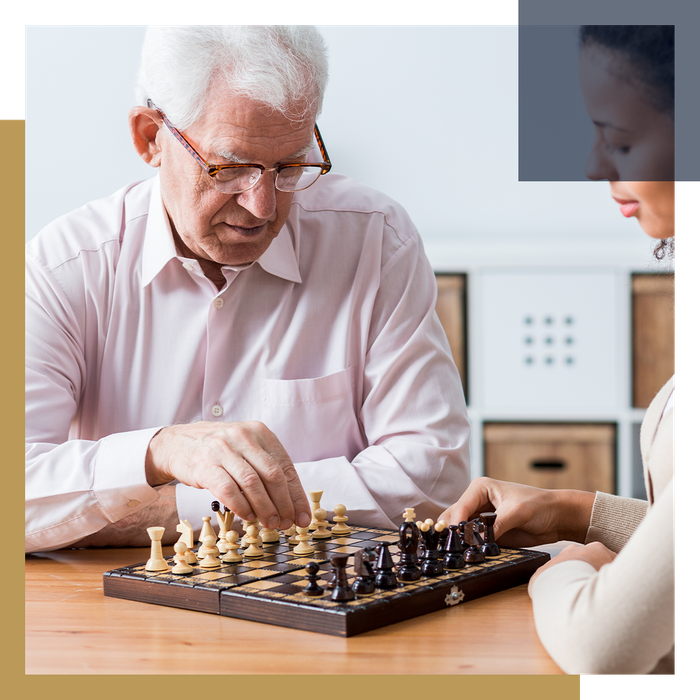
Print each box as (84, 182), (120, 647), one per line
(613, 197), (640, 218)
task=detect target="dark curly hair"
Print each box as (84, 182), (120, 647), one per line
(579, 25), (674, 117)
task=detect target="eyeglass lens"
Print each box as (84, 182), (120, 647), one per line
(215, 165), (323, 194)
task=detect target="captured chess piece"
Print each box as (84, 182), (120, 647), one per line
(329, 553), (355, 602)
(171, 541), (194, 575)
(198, 534), (222, 568)
(480, 512), (501, 557)
(302, 561), (325, 597)
(331, 504), (351, 536)
(374, 541), (398, 589)
(145, 526), (170, 572)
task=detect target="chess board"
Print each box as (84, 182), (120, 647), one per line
(103, 526), (550, 637)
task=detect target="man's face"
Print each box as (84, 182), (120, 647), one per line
(157, 91), (316, 266)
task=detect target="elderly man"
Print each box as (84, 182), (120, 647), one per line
(25, 26), (470, 553)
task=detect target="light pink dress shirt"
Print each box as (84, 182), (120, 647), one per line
(25, 174), (470, 552)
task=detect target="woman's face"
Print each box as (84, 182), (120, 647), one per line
(578, 44), (674, 239)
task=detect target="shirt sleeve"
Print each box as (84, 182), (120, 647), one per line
(25, 251), (161, 553)
(528, 478), (674, 674)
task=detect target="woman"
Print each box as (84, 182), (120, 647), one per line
(440, 26), (674, 674)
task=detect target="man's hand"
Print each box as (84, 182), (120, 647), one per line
(438, 477), (596, 548)
(529, 541), (617, 585)
(145, 421), (310, 530)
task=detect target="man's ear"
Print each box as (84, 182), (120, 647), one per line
(129, 106), (163, 167)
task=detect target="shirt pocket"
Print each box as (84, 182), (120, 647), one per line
(260, 367), (363, 462)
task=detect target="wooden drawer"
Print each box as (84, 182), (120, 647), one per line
(483, 423), (616, 492)
(435, 273), (467, 399)
(632, 274), (674, 408)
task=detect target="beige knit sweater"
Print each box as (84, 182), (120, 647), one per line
(528, 377), (674, 674)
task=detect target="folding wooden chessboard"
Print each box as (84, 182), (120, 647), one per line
(103, 525), (550, 637)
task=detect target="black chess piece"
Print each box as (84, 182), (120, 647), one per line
(329, 553), (355, 601)
(437, 526), (449, 557)
(352, 548), (376, 595)
(417, 522), (444, 577)
(480, 512), (501, 557)
(374, 541), (398, 589)
(443, 524), (466, 570)
(397, 518), (422, 582)
(302, 561), (325, 596)
(462, 520), (485, 563)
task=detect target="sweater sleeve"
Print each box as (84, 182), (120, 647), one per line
(528, 478), (674, 674)
(584, 491), (649, 553)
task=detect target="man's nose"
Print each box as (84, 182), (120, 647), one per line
(236, 170), (277, 219)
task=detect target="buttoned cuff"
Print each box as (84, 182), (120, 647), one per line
(92, 426), (164, 522)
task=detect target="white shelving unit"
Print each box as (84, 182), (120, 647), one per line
(426, 237), (671, 499)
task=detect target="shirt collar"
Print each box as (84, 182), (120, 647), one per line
(141, 174), (302, 287)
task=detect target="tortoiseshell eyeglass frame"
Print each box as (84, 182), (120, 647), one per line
(148, 100), (332, 193)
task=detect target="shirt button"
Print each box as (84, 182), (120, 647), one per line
(213, 298), (224, 309)
(182, 262), (194, 271)
(127, 500), (140, 508)
(211, 404), (224, 417)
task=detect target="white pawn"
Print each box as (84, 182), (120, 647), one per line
(243, 525), (265, 558)
(331, 504), (351, 536)
(260, 526), (280, 543)
(284, 524), (299, 545)
(240, 520), (258, 549)
(198, 534), (222, 569)
(293, 525), (315, 556)
(171, 541), (194, 575)
(198, 516), (217, 558)
(222, 530), (243, 563)
(311, 508), (332, 539)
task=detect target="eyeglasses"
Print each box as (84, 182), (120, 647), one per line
(150, 102), (332, 194)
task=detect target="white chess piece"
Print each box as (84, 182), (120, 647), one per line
(145, 527), (169, 572)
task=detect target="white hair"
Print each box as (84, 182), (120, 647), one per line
(135, 26), (329, 129)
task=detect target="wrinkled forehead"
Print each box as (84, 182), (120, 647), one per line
(191, 93), (317, 163)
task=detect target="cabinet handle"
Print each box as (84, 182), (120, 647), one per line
(530, 460), (566, 470)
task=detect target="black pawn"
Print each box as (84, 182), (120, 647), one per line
(437, 526), (449, 556)
(374, 542), (398, 589)
(302, 561), (324, 596)
(329, 553), (355, 602)
(480, 512), (501, 557)
(443, 524), (466, 570)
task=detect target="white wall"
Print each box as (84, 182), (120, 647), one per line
(26, 25), (649, 259)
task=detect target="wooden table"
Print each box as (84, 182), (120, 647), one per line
(25, 546), (564, 677)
